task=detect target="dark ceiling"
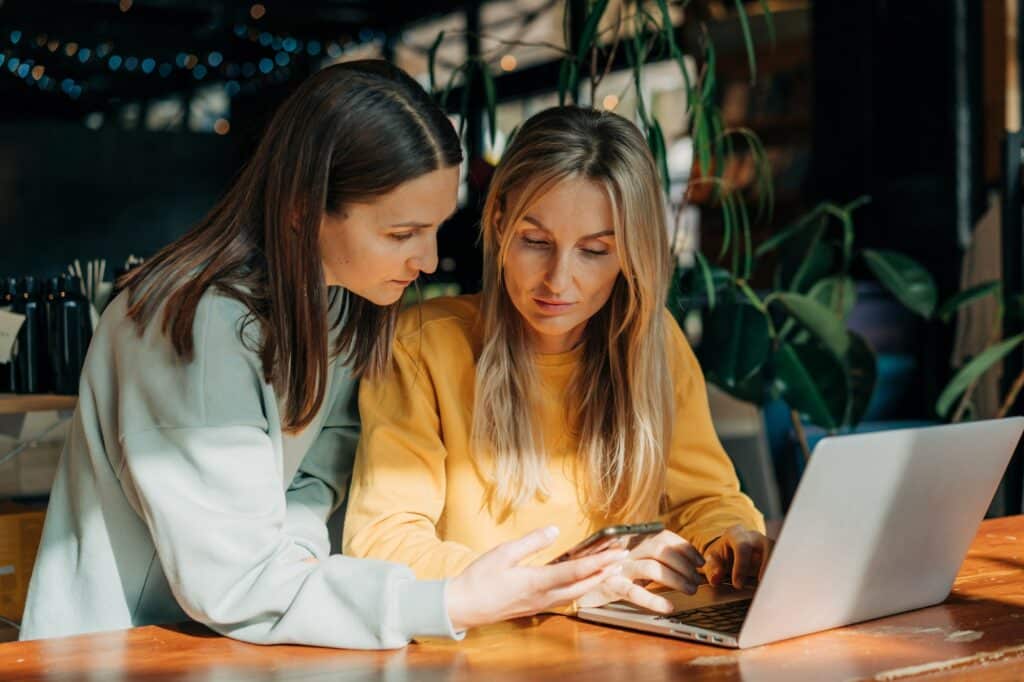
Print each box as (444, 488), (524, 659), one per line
(0, 0), (466, 116)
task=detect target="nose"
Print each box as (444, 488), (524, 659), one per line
(544, 249), (572, 294)
(409, 234), (438, 275)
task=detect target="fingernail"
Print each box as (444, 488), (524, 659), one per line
(606, 564), (624, 575)
(544, 526), (559, 539)
(613, 550), (630, 560)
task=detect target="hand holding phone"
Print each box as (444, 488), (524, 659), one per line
(565, 523), (708, 614)
(549, 522), (665, 564)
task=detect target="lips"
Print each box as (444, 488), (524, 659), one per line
(533, 297), (576, 314)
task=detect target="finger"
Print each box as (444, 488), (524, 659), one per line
(732, 541), (753, 589)
(703, 547), (729, 586)
(496, 526), (560, 565)
(756, 536), (773, 582)
(667, 536), (705, 568)
(636, 531), (705, 570)
(648, 546), (702, 585)
(604, 575), (675, 614)
(546, 563), (625, 605)
(535, 548), (630, 591)
(628, 558), (696, 595)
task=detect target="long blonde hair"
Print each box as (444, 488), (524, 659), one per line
(472, 106), (673, 522)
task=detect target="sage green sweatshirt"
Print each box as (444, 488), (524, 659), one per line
(20, 289), (459, 647)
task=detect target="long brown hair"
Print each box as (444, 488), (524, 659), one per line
(473, 106), (673, 522)
(122, 60), (462, 432)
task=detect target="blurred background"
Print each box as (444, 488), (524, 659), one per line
(0, 0), (1021, 555)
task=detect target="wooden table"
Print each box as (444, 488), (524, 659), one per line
(0, 394), (76, 415)
(4, 516), (1024, 681)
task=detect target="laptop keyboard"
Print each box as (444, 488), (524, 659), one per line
(656, 599), (752, 635)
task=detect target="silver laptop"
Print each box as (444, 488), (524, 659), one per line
(578, 418), (1024, 648)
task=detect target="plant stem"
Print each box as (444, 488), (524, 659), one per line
(950, 303), (999, 419)
(790, 410), (811, 463)
(950, 376), (979, 423)
(997, 366), (1024, 418)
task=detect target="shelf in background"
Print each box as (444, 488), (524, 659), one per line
(0, 394), (76, 415)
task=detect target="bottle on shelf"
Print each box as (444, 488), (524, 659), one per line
(53, 275), (91, 394)
(12, 276), (49, 394)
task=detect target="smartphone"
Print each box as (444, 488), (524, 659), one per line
(548, 521), (664, 564)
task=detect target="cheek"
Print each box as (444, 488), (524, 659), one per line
(502, 249), (540, 294)
(581, 260), (621, 306)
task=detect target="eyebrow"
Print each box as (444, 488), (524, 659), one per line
(389, 209), (458, 228)
(523, 215), (614, 239)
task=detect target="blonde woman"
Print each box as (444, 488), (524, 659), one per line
(343, 106), (769, 614)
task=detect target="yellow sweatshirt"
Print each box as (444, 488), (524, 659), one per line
(343, 295), (764, 579)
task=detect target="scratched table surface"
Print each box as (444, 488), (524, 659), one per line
(3, 516), (1024, 681)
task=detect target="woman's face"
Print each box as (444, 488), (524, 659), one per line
(320, 165), (460, 305)
(502, 177), (621, 354)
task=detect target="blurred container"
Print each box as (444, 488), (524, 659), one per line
(11, 277), (48, 394)
(48, 275), (91, 395)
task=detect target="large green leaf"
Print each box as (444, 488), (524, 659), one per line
(756, 206), (822, 258)
(781, 225), (835, 293)
(700, 302), (771, 390)
(648, 119), (670, 194)
(675, 258), (732, 311)
(575, 0), (609, 65)
(937, 281), (1001, 323)
(844, 331), (877, 427)
(733, 0), (757, 83)
(773, 340), (848, 431)
(758, 0), (776, 46)
(935, 333), (1024, 418)
(807, 276), (857, 321)
(557, 59), (575, 106)
(770, 292), (850, 360)
(862, 249), (937, 318)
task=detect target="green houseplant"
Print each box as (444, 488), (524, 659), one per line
(425, 0), (942, 454)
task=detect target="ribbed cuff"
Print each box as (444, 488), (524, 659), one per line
(394, 578), (465, 641)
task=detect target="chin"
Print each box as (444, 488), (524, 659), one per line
(342, 287), (397, 306)
(527, 316), (581, 337)
(370, 291), (403, 306)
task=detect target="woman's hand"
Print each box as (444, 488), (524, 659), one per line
(575, 530), (705, 614)
(446, 526), (627, 631)
(703, 525), (773, 590)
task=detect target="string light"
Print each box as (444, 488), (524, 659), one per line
(500, 54), (517, 71)
(0, 21), (376, 104)
(250, 3), (266, 20)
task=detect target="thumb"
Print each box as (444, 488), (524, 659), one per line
(703, 542), (729, 585)
(494, 526), (560, 565)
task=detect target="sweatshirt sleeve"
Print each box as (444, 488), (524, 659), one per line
(117, 297), (459, 648)
(660, 315), (766, 554)
(282, 373), (360, 559)
(343, 334), (479, 579)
